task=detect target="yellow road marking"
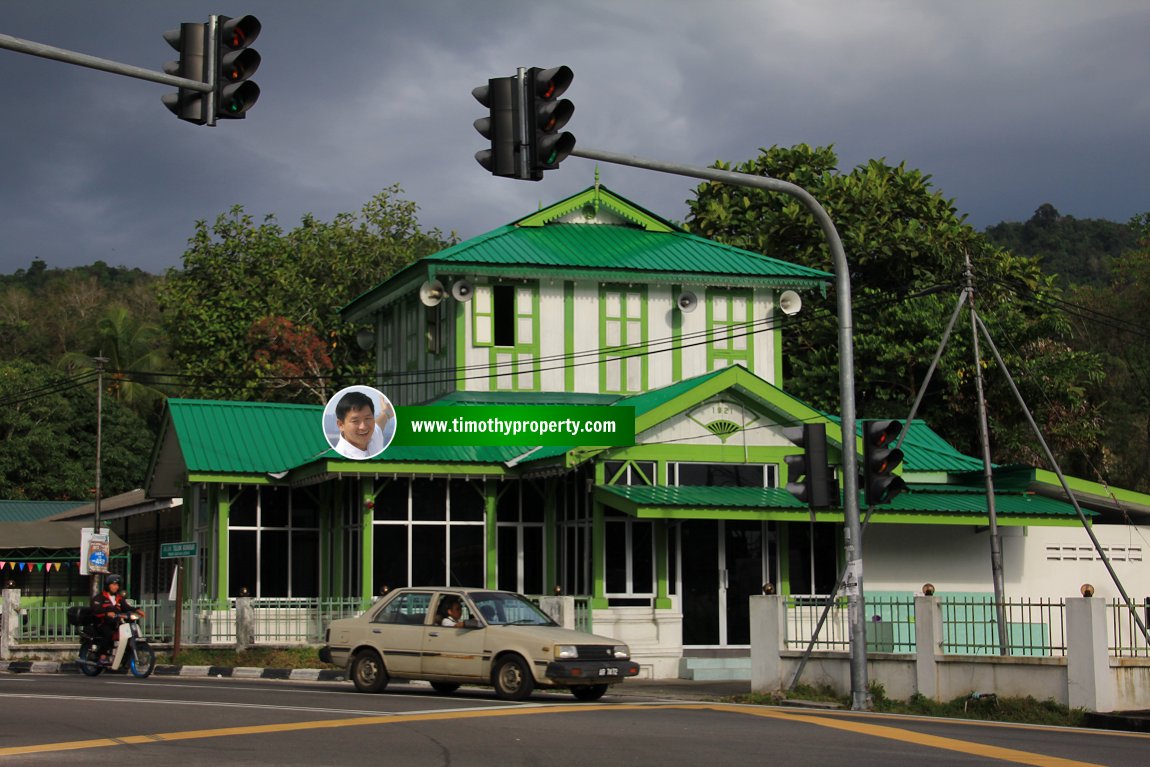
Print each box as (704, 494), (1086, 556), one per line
(0, 702), (1111, 764)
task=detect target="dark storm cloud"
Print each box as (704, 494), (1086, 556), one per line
(1, 1), (1146, 274)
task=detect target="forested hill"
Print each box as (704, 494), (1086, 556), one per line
(983, 203), (1139, 288)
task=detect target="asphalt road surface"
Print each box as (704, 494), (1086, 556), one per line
(1, 673), (1147, 766)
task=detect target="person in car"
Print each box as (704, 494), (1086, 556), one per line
(90, 573), (144, 662)
(439, 596), (464, 627)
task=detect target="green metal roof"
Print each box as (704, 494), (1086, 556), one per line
(0, 500), (87, 523)
(599, 485), (807, 509)
(429, 390), (621, 406)
(167, 399), (331, 474)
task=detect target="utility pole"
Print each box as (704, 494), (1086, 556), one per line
(91, 356), (108, 598)
(965, 255), (1009, 654)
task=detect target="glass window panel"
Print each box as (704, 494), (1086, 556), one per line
(411, 478), (446, 521)
(523, 527), (544, 595)
(521, 481), (545, 523)
(449, 525), (485, 587)
(229, 488), (257, 527)
(605, 521), (626, 593)
(374, 479), (409, 521)
(261, 487), (289, 527)
(449, 479), (485, 521)
(497, 482), (519, 522)
(631, 522), (653, 594)
(411, 526), (446, 586)
(497, 527), (518, 592)
(374, 525), (408, 592)
(228, 530), (256, 598)
(292, 495), (319, 528)
(291, 530), (319, 598)
(260, 530), (289, 597)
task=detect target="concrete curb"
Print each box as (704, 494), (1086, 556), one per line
(2, 660), (345, 682)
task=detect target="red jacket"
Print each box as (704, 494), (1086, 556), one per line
(90, 590), (136, 624)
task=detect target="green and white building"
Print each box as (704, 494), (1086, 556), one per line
(145, 184), (1150, 677)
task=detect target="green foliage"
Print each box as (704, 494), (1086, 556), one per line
(1066, 216), (1150, 491)
(0, 361), (153, 500)
(159, 184), (453, 403)
(984, 204), (1139, 288)
(685, 145), (1106, 466)
(155, 645), (338, 670)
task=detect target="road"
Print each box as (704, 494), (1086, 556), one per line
(1, 673), (1147, 766)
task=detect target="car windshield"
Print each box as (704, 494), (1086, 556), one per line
(468, 592), (555, 626)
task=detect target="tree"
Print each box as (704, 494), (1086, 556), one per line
(684, 144), (1105, 468)
(159, 185), (453, 403)
(1068, 214), (1150, 491)
(0, 361), (153, 500)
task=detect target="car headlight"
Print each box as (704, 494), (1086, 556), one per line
(554, 645), (578, 659)
(613, 645), (630, 660)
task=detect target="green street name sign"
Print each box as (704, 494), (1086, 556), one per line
(160, 541), (198, 559)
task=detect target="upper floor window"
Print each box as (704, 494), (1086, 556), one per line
(669, 462), (777, 488)
(473, 283), (536, 348)
(707, 288), (754, 371)
(600, 284), (647, 393)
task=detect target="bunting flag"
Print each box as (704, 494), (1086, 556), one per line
(35, 563), (44, 572)
(0, 562), (6, 570)
(54, 563), (62, 572)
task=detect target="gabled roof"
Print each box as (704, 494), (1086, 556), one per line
(342, 184), (831, 321)
(0, 500), (87, 523)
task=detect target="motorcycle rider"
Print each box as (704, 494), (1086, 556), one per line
(90, 573), (144, 663)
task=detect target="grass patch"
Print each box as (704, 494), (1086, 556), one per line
(156, 645), (339, 670)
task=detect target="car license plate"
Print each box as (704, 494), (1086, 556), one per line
(598, 667), (619, 676)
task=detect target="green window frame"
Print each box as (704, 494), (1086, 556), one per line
(706, 288), (754, 371)
(472, 282), (540, 391)
(599, 284), (647, 393)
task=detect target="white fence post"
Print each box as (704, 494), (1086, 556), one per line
(750, 595), (784, 693)
(235, 596), (254, 651)
(538, 596), (576, 629)
(913, 595), (942, 700)
(1, 588), (19, 659)
(1066, 596), (1117, 712)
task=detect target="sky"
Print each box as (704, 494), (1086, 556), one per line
(1, 1), (1147, 275)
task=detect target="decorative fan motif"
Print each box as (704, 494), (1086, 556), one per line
(705, 419), (742, 442)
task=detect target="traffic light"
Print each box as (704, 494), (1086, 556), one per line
(862, 420), (907, 506)
(783, 423), (837, 509)
(524, 66), (575, 179)
(213, 15), (261, 119)
(473, 76), (518, 178)
(162, 22), (207, 124)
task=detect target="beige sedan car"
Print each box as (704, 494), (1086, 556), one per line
(319, 588), (639, 701)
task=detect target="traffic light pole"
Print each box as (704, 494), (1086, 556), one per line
(569, 145), (872, 710)
(0, 32), (211, 94)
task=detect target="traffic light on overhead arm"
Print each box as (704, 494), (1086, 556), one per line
(525, 66), (575, 179)
(861, 420), (907, 506)
(213, 15), (261, 119)
(473, 76), (518, 178)
(783, 423), (837, 510)
(162, 22), (207, 124)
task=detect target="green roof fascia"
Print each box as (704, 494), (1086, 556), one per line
(627, 366), (843, 446)
(1031, 468), (1150, 515)
(186, 473), (280, 486)
(515, 185), (678, 231)
(595, 484), (1088, 526)
(429, 390), (621, 406)
(423, 263), (827, 291)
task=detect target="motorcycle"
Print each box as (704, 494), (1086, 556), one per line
(67, 606), (156, 678)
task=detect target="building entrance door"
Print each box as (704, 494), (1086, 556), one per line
(680, 520), (769, 646)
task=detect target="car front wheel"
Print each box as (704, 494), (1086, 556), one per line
(492, 655), (534, 701)
(351, 650), (389, 693)
(570, 684), (608, 701)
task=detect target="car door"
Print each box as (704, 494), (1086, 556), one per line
(421, 593), (488, 681)
(369, 591), (432, 677)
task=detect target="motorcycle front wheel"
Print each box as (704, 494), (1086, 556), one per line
(78, 644), (104, 677)
(129, 641), (155, 678)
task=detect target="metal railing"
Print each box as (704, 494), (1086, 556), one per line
(783, 595), (1070, 657)
(939, 596), (1065, 656)
(1108, 598), (1150, 658)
